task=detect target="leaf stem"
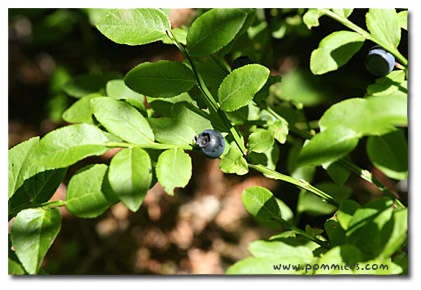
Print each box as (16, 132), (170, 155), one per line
(106, 141), (195, 151)
(9, 200), (66, 217)
(248, 164), (339, 207)
(320, 9), (408, 67)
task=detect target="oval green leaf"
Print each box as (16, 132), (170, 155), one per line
(66, 164), (115, 218)
(156, 148), (192, 195)
(11, 208), (61, 274)
(124, 60), (195, 98)
(108, 147), (152, 212)
(62, 72), (121, 98)
(366, 129), (408, 180)
(310, 31), (365, 75)
(95, 9), (170, 46)
(34, 124), (118, 170)
(218, 64), (270, 112)
(297, 126), (360, 167)
(186, 8), (247, 56)
(242, 186), (281, 226)
(91, 97), (154, 144)
(247, 130), (275, 153)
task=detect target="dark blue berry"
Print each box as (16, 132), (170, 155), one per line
(366, 45), (395, 76)
(232, 56), (256, 70)
(196, 129), (225, 159)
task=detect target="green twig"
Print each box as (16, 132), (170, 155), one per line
(248, 164), (338, 207)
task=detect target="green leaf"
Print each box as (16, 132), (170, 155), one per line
(124, 61), (195, 98)
(219, 143), (248, 175)
(273, 69), (329, 106)
(365, 70), (406, 97)
(310, 31), (365, 75)
(171, 102), (213, 134)
(108, 148), (152, 212)
(249, 240), (313, 262)
(23, 168), (67, 204)
(62, 72), (121, 98)
(322, 158), (351, 185)
(8, 257), (26, 275)
(324, 218), (346, 247)
(91, 97), (154, 144)
(62, 93), (102, 124)
(336, 200), (361, 230)
(161, 27), (188, 45)
(186, 8), (247, 56)
(366, 9), (401, 49)
(314, 245), (364, 274)
(156, 148), (192, 195)
(242, 186), (281, 227)
(319, 95), (407, 135)
(268, 119), (288, 144)
(95, 9), (170, 46)
(297, 126), (360, 167)
(381, 208), (407, 258)
(218, 64), (270, 112)
(11, 208), (61, 274)
(9, 137), (39, 198)
(65, 164), (115, 218)
(303, 9), (322, 29)
(398, 11), (407, 30)
(247, 130), (274, 153)
(367, 129), (408, 180)
(34, 124), (117, 170)
(297, 191), (337, 216)
(147, 93), (196, 117)
(248, 144), (279, 174)
(331, 9), (354, 18)
(316, 182), (351, 201)
(106, 79), (145, 110)
(346, 198), (394, 258)
(147, 117), (196, 145)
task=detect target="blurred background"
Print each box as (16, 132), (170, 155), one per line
(8, 8), (408, 274)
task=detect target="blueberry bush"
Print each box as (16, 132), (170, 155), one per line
(8, 8), (408, 275)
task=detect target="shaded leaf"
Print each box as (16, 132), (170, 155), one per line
(310, 31), (364, 75)
(366, 129), (408, 180)
(125, 60), (195, 98)
(106, 79), (145, 110)
(62, 93), (102, 124)
(242, 186), (281, 227)
(247, 129), (274, 153)
(147, 117), (196, 145)
(62, 72), (121, 98)
(219, 143), (248, 175)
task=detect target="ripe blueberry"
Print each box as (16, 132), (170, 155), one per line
(196, 129), (225, 159)
(366, 45), (395, 76)
(232, 56), (256, 70)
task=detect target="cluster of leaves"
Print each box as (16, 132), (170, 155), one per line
(8, 8), (407, 275)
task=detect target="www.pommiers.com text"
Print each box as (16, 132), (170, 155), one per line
(273, 263), (389, 273)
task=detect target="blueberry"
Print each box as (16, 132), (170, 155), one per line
(232, 56), (256, 70)
(366, 45), (395, 76)
(196, 129), (225, 159)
